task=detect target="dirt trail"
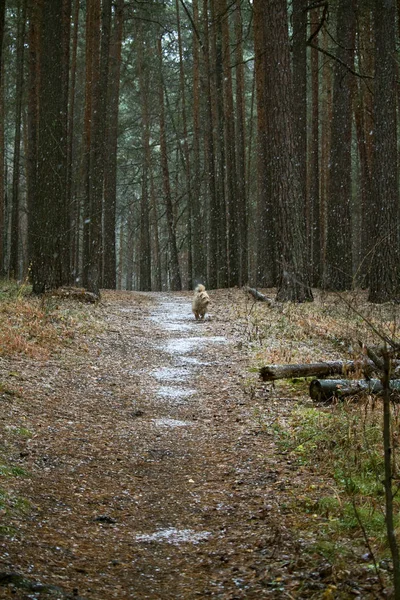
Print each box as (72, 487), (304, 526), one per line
(0, 290), (385, 599)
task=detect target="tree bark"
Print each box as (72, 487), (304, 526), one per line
(368, 0), (400, 303)
(103, 0), (124, 290)
(191, 0), (206, 287)
(157, 36), (181, 291)
(32, 0), (69, 292)
(264, 0), (312, 303)
(9, 0), (27, 279)
(137, 24), (152, 292)
(234, 0), (247, 285)
(88, 0), (112, 295)
(67, 0), (80, 284)
(203, 0), (218, 289)
(254, 0), (276, 287)
(26, 0), (40, 283)
(309, 7), (321, 286)
(176, 0), (193, 289)
(218, 0), (238, 287)
(324, 0), (356, 291)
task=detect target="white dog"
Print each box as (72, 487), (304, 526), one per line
(192, 284), (210, 320)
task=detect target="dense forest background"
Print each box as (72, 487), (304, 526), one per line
(0, 0), (397, 302)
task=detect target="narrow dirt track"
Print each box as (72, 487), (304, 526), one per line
(0, 290), (386, 599)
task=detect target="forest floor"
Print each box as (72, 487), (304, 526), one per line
(0, 287), (397, 599)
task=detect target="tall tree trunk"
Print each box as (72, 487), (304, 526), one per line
(191, 0), (206, 286)
(0, 52), (4, 275)
(26, 0), (40, 283)
(324, 1), (356, 290)
(292, 0), (307, 235)
(157, 36), (181, 291)
(264, 0), (313, 303)
(218, 0), (238, 287)
(210, 0), (227, 288)
(103, 0), (123, 289)
(176, 0), (193, 289)
(60, 0), (72, 282)
(254, 0), (276, 287)
(309, 7), (321, 285)
(88, 0), (112, 295)
(355, 8), (374, 288)
(31, 0), (69, 292)
(9, 0), (27, 279)
(234, 0), (247, 285)
(320, 24), (332, 279)
(368, 0), (399, 302)
(150, 169), (162, 291)
(137, 25), (152, 291)
(67, 0), (80, 283)
(82, 0), (96, 287)
(203, 0), (219, 289)
(0, 0), (5, 86)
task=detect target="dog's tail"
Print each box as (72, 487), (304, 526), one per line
(195, 284), (206, 293)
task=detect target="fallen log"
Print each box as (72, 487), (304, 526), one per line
(260, 360), (367, 382)
(46, 287), (100, 304)
(309, 378), (400, 402)
(259, 359), (400, 382)
(245, 287), (274, 306)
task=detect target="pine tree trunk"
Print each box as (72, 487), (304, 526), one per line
(218, 0), (238, 287)
(203, 0), (218, 290)
(264, 0), (312, 303)
(176, 0), (193, 290)
(103, 0), (123, 290)
(82, 0), (96, 288)
(320, 24), (332, 279)
(26, 0), (40, 283)
(324, 0), (356, 291)
(87, 0), (111, 295)
(150, 169), (162, 291)
(210, 0), (227, 288)
(309, 7), (321, 286)
(234, 0), (247, 285)
(137, 24), (152, 292)
(369, 0), (399, 302)
(191, 0), (206, 287)
(0, 52), (4, 275)
(292, 0), (307, 235)
(355, 9), (374, 288)
(32, 0), (69, 292)
(254, 0), (276, 287)
(67, 0), (79, 284)
(9, 0), (27, 279)
(157, 36), (181, 291)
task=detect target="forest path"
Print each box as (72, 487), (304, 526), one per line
(0, 290), (350, 599)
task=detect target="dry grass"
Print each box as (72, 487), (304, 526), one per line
(0, 281), (97, 360)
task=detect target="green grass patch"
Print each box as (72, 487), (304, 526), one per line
(0, 464), (28, 477)
(272, 402), (399, 559)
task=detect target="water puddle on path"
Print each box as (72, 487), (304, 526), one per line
(149, 297), (227, 408)
(134, 527), (211, 545)
(152, 418), (194, 428)
(156, 386), (196, 400)
(152, 367), (190, 383)
(161, 336), (226, 356)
